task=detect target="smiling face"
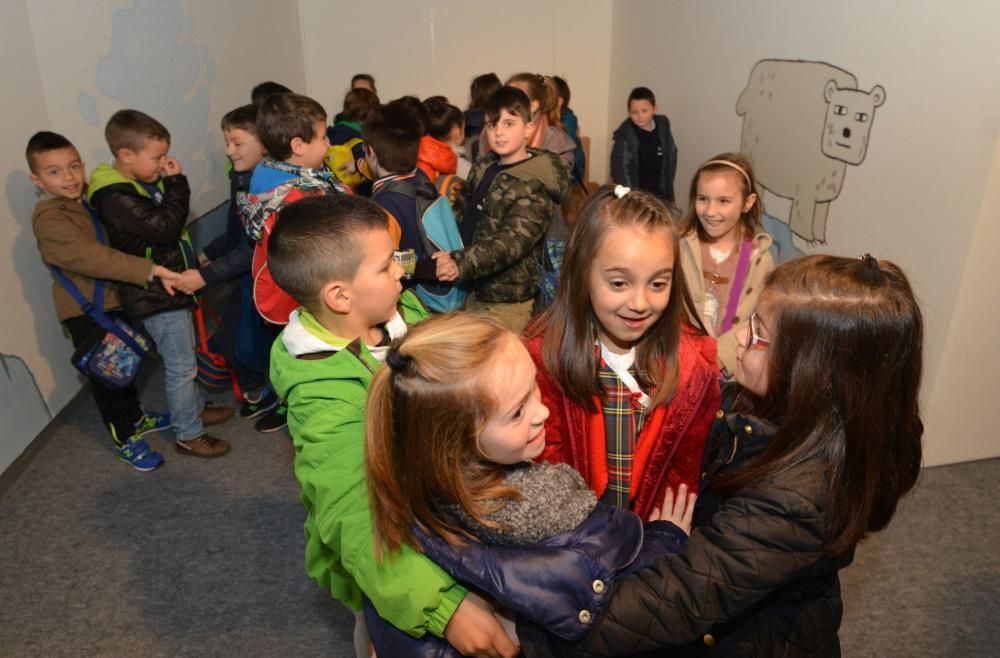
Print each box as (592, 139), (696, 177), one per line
(119, 137), (170, 183)
(478, 335), (550, 464)
(734, 295), (773, 396)
(694, 169), (757, 246)
(30, 146), (85, 201)
(628, 99), (656, 131)
(224, 127), (266, 172)
(589, 224), (674, 354)
(486, 108), (531, 165)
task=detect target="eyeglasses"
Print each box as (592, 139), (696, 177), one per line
(747, 310), (770, 351)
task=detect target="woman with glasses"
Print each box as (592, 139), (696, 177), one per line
(518, 254), (924, 657)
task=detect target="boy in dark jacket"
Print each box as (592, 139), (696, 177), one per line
(610, 86), (678, 204)
(28, 131), (179, 471)
(89, 110), (233, 459)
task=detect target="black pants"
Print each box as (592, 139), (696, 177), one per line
(63, 312), (144, 443)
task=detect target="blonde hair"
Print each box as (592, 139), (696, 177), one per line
(365, 313), (520, 557)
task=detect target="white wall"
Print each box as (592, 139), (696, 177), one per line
(0, 0), (307, 475)
(298, 0), (615, 182)
(609, 0), (1000, 465)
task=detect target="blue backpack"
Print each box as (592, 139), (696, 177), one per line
(379, 178), (468, 313)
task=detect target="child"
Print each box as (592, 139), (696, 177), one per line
(464, 73), (501, 163)
(238, 92), (344, 432)
(174, 104), (278, 420)
(435, 86), (571, 333)
(267, 195), (513, 658)
(326, 87), (379, 192)
(524, 185), (720, 518)
(251, 81), (291, 106)
(678, 153), (774, 380)
(363, 312), (697, 656)
(419, 96), (470, 181)
(552, 75), (585, 186)
(28, 131), (177, 470)
(350, 73), (377, 95)
(519, 254), (925, 656)
(610, 86), (679, 204)
(88, 110), (233, 459)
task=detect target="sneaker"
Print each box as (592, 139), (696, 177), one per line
(201, 402), (235, 426)
(175, 433), (231, 458)
(239, 388), (280, 420)
(255, 404), (287, 433)
(116, 436), (164, 472)
(134, 410), (171, 437)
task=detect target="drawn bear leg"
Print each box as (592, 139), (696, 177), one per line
(789, 196), (817, 242)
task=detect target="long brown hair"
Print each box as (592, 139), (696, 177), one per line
(526, 186), (706, 412)
(679, 152), (763, 242)
(366, 313), (520, 557)
(716, 255), (924, 555)
(506, 72), (562, 128)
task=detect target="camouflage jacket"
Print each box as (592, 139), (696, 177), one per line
(452, 148), (571, 303)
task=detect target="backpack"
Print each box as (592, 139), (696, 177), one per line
(251, 186), (311, 325)
(378, 178), (468, 313)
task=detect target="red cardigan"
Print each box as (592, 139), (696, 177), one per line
(525, 328), (720, 519)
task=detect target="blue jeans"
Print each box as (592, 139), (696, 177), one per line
(141, 308), (204, 441)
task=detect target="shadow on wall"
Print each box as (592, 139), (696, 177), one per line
(0, 354), (52, 457)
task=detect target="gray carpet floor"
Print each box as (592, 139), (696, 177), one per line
(1, 368), (997, 657)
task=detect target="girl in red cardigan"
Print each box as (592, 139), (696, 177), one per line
(525, 185), (720, 518)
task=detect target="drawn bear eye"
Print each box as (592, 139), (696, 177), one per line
(833, 105), (847, 116)
(854, 112), (869, 122)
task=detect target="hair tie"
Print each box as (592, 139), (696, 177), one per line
(702, 159), (752, 190)
(858, 253), (879, 269)
(614, 185), (630, 199)
(386, 348), (412, 373)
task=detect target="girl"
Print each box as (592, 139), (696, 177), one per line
(525, 185), (720, 519)
(464, 72), (501, 163)
(520, 254), (925, 657)
(679, 152), (774, 380)
(419, 96), (471, 182)
(364, 312), (696, 656)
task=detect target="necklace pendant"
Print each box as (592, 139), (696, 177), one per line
(703, 271), (730, 285)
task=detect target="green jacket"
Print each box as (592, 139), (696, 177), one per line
(270, 292), (465, 638)
(453, 148), (571, 303)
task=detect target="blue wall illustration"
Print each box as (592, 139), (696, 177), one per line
(736, 59), (886, 255)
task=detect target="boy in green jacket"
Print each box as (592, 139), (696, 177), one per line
(268, 195), (517, 658)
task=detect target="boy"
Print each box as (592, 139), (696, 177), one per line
(268, 195), (514, 658)
(89, 110), (233, 458)
(610, 86), (678, 203)
(435, 86), (571, 333)
(28, 131), (177, 471)
(236, 92), (344, 432)
(174, 105), (278, 423)
(350, 73), (377, 95)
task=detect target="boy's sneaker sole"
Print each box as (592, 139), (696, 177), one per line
(254, 406), (287, 433)
(117, 437), (164, 472)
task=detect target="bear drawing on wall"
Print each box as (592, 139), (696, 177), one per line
(736, 59), (886, 243)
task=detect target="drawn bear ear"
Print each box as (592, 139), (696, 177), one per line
(824, 80), (839, 103)
(869, 85), (887, 108)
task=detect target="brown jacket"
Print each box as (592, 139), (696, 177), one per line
(32, 197), (152, 322)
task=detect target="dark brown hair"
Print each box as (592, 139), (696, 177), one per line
(25, 131), (75, 172)
(351, 73), (376, 91)
(716, 254), (924, 556)
(268, 195), (388, 311)
(251, 81), (291, 106)
(366, 313), (520, 556)
(362, 99), (422, 173)
(423, 97), (463, 141)
(220, 104), (258, 134)
(628, 86), (656, 106)
(526, 185), (706, 412)
(484, 86), (532, 125)
(679, 152), (763, 242)
(105, 109), (170, 155)
(469, 73), (502, 110)
(507, 73), (561, 127)
(341, 88), (380, 123)
(256, 92), (326, 161)
(553, 76), (571, 110)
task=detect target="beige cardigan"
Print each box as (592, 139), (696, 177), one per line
(679, 230), (774, 379)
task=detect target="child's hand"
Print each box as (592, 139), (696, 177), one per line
(648, 484), (697, 535)
(434, 252), (459, 282)
(152, 265), (182, 296)
(444, 592), (520, 658)
(197, 251), (210, 266)
(161, 157), (182, 176)
(174, 269), (206, 295)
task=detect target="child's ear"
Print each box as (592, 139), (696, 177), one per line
(743, 192), (758, 214)
(28, 172), (43, 189)
(289, 136), (306, 157)
(321, 281), (352, 314)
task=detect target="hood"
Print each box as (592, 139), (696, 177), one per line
(87, 163), (162, 199)
(417, 135), (457, 181)
(504, 148), (572, 204)
(328, 121), (362, 145)
(280, 307), (408, 358)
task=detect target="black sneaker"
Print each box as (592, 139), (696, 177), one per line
(254, 404), (287, 433)
(239, 388), (280, 420)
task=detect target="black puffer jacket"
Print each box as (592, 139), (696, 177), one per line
(520, 400), (851, 658)
(88, 166), (194, 320)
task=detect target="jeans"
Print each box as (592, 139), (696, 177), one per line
(141, 308), (204, 441)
